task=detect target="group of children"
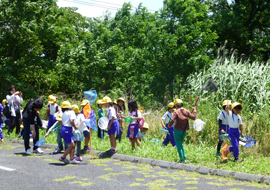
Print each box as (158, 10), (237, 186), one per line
(0, 92), (244, 164)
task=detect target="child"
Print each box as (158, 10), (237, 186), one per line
(46, 95), (61, 132)
(161, 102), (176, 147)
(72, 105), (84, 161)
(115, 98), (126, 143)
(139, 123), (149, 141)
(0, 100), (5, 143)
(222, 102), (244, 162)
(216, 100), (232, 156)
(102, 96), (119, 154)
(2, 99), (11, 128)
(168, 99), (196, 163)
(126, 100), (142, 150)
(97, 99), (105, 140)
(80, 99), (96, 151)
(59, 101), (79, 164)
(45, 114), (68, 153)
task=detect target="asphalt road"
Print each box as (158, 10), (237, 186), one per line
(0, 142), (268, 190)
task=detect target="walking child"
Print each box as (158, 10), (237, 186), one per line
(46, 95), (61, 131)
(102, 96), (119, 154)
(97, 99), (105, 140)
(80, 99), (95, 151)
(59, 101), (79, 164)
(168, 99), (197, 163)
(115, 98), (126, 143)
(222, 102), (244, 162)
(161, 102), (176, 147)
(72, 105), (84, 161)
(45, 114), (68, 153)
(126, 100), (142, 150)
(216, 100), (232, 156)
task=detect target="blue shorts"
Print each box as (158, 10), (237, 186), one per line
(83, 127), (90, 137)
(61, 126), (74, 144)
(108, 120), (119, 136)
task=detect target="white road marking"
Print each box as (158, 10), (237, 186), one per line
(0, 166), (16, 171)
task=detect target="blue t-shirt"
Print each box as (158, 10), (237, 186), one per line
(0, 103), (3, 123)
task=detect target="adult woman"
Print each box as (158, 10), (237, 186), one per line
(22, 98), (43, 154)
(168, 99), (197, 163)
(6, 85), (23, 135)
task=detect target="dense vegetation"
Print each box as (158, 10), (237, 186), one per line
(0, 0), (269, 105)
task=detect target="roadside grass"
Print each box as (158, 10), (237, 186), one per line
(3, 126), (270, 176)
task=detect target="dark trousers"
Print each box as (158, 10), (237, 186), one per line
(98, 127), (104, 140)
(116, 127), (123, 143)
(8, 116), (21, 134)
(23, 118), (39, 151)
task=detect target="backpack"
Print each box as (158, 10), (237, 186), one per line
(135, 110), (144, 129)
(3, 103), (11, 118)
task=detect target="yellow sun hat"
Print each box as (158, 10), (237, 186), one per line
(168, 102), (174, 108)
(222, 100), (232, 106)
(81, 99), (89, 106)
(97, 99), (103, 105)
(72, 104), (80, 114)
(174, 99), (183, 105)
(143, 122), (149, 129)
(2, 99), (7, 105)
(232, 102), (243, 110)
(113, 100), (118, 105)
(101, 96), (112, 104)
(61, 101), (72, 108)
(48, 95), (56, 104)
(56, 114), (62, 121)
(116, 98), (126, 104)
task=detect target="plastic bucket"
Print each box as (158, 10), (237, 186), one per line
(160, 128), (169, 135)
(219, 134), (229, 141)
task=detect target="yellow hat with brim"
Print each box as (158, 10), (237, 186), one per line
(61, 101), (72, 108)
(2, 99), (7, 105)
(81, 100), (89, 106)
(116, 98), (125, 104)
(232, 102), (243, 110)
(222, 100), (232, 106)
(48, 96), (56, 104)
(56, 114), (62, 121)
(143, 122), (149, 129)
(174, 99), (183, 105)
(97, 99), (103, 105)
(72, 104), (80, 114)
(101, 96), (112, 104)
(168, 102), (174, 108)
(113, 100), (117, 104)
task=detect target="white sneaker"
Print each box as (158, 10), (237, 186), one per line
(69, 159), (80, 164)
(59, 157), (69, 164)
(26, 148), (31, 155)
(33, 148), (44, 153)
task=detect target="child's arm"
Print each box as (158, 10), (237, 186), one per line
(168, 112), (176, 128)
(44, 122), (59, 137)
(219, 119), (225, 134)
(71, 119), (77, 130)
(46, 109), (49, 120)
(239, 124), (244, 137)
(107, 117), (115, 130)
(160, 119), (166, 129)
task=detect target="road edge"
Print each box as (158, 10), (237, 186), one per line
(5, 138), (268, 184)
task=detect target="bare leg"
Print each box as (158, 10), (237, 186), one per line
(62, 142), (75, 159)
(109, 135), (116, 149)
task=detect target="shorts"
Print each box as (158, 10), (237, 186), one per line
(108, 120), (119, 135)
(83, 127), (90, 137)
(61, 126), (74, 144)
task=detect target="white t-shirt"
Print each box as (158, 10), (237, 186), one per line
(228, 112), (243, 129)
(107, 106), (116, 120)
(48, 103), (61, 115)
(162, 111), (173, 124)
(217, 110), (231, 125)
(129, 110), (142, 124)
(6, 94), (23, 117)
(62, 110), (76, 127)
